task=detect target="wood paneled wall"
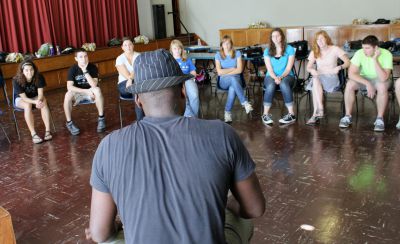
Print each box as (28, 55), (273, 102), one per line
(220, 27), (304, 46)
(220, 24), (400, 47)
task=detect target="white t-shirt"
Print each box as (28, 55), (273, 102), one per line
(115, 52), (140, 83)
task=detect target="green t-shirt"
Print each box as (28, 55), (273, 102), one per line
(351, 48), (393, 79)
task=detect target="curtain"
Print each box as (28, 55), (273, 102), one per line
(0, 0), (140, 53)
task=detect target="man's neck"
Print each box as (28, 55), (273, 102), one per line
(144, 110), (178, 118)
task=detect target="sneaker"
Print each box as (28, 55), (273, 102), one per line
(224, 111), (232, 123)
(66, 121), (80, 135)
(374, 118), (385, 132)
(278, 113), (296, 124)
(261, 114), (273, 125)
(339, 116), (352, 128)
(97, 117), (106, 132)
(396, 119), (400, 130)
(242, 102), (253, 114)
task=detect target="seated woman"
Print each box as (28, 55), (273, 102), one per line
(262, 28), (296, 125)
(12, 60), (52, 144)
(170, 39), (199, 117)
(115, 37), (144, 121)
(306, 30), (350, 125)
(215, 35), (253, 123)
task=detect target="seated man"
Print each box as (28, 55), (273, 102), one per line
(63, 48), (105, 135)
(339, 35), (393, 131)
(86, 50), (265, 244)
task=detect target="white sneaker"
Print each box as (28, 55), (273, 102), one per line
(373, 117), (385, 132)
(224, 111), (232, 123)
(242, 102), (253, 114)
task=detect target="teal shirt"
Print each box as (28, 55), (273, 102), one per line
(263, 45), (295, 77)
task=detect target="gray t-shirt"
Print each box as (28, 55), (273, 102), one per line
(90, 116), (255, 244)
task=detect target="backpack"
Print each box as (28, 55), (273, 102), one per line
(288, 40), (309, 59)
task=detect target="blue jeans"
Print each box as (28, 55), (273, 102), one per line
(118, 81), (145, 121)
(219, 74), (247, 112)
(184, 79), (199, 117)
(263, 75), (295, 107)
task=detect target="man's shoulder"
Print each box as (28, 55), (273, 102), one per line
(188, 118), (237, 137)
(379, 48), (393, 58)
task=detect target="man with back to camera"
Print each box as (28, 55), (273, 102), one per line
(339, 35), (393, 131)
(85, 49), (266, 244)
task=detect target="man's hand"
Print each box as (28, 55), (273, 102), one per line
(35, 99), (44, 109)
(373, 48), (381, 60)
(366, 83), (376, 99)
(274, 77), (281, 85)
(87, 88), (95, 100)
(80, 64), (89, 73)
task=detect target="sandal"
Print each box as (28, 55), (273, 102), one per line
(306, 116), (320, 126)
(44, 131), (53, 141)
(32, 134), (43, 144)
(315, 109), (325, 119)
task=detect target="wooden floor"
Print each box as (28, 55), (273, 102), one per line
(1, 77), (400, 244)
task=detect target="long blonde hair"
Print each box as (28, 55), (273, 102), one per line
(219, 35), (236, 60)
(312, 30), (333, 59)
(170, 39), (187, 61)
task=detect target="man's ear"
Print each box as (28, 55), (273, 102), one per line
(74, 56), (78, 62)
(135, 94), (142, 109)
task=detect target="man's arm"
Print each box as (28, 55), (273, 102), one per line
(228, 172), (265, 219)
(372, 49), (391, 82)
(66, 80), (93, 95)
(86, 188), (118, 243)
(348, 64), (371, 86)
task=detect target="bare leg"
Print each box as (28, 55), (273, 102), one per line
(17, 100), (36, 136)
(92, 87), (104, 116)
(375, 82), (389, 118)
(40, 98), (51, 132)
(64, 91), (74, 121)
(312, 77), (324, 116)
(343, 80), (359, 116)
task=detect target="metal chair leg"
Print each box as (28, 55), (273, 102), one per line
(118, 98), (123, 128)
(2, 83), (11, 106)
(47, 104), (57, 133)
(12, 110), (20, 140)
(0, 122), (11, 144)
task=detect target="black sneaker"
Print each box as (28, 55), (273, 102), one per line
(278, 113), (296, 124)
(97, 117), (106, 132)
(66, 121), (80, 135)
(261, 114), (273, 125)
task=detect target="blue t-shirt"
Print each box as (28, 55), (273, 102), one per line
(215, 50), (242, 69)
(176, 58), (196, 75)
(263, 45), (295, 77)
